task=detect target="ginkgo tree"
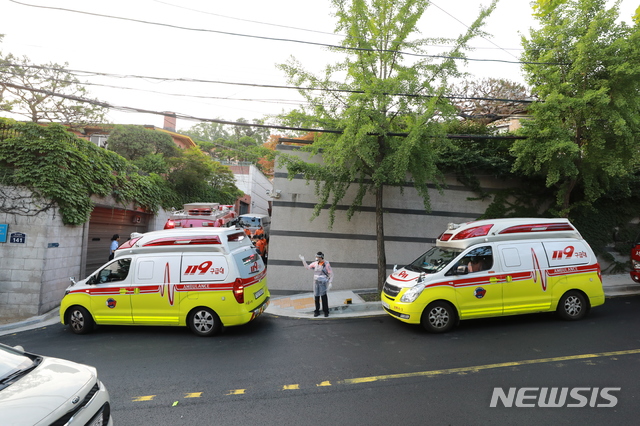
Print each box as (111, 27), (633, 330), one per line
(513, 0), (640, 217)
(277, 0), (497, 291)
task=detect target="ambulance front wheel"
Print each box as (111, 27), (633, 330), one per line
(188, 307), (222, 337)
(557, 290), (590, 321)
(67, 306), (95, 335)
(421, 301), (457, 333)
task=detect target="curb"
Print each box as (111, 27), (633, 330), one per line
(0, 308), (60, 336)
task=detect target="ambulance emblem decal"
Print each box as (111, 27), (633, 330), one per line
(106, 298), (117, 309)
(159, 262), (176, 306)
(531, 248), (547, 291)
(474, 287), (486, 299)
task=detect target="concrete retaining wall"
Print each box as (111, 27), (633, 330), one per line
(0, 185), (84, 320)
(266, 145), (523, 292)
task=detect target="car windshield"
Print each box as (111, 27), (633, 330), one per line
(0, 345), (41, 389)
(239, 217), (260, 227)
(405, 246), (462, 274)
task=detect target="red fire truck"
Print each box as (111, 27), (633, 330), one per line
(164, 203), (237, 230)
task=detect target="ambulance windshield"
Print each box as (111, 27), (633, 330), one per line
(405, 246), (462, 274)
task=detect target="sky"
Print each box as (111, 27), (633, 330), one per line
(0, 0), (637, 134)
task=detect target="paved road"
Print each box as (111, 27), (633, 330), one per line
(1, 295), (639, 425)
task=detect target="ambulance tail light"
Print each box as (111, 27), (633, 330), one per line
(452, 224), (493, 240)
(233, 278), (245, 304)
(164, 220), (175, 229)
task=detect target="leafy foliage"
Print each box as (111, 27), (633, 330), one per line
(514, 0), (640, 217)
(448, 78), (531, 124)
(0, 119), (174, 225)
(183, 121), (276, 176)
(107, 124), (179, 161)
(0, 52), (107, 126)
(167, 147), (243, 205)
(277, 0), (497, 290)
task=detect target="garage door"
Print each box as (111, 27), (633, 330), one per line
(85, 206), (151, 276)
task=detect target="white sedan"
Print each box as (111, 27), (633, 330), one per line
(0, 343), (113, 425)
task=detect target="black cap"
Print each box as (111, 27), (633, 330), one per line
(316, 252), (324, 258)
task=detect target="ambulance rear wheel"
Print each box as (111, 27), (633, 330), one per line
(421, 301), (457, 333)
(557, 290), (589, 321)
(188, 307), (222, 337)
(67, 306), (94, 335)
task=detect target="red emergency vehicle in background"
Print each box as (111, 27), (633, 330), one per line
(630, 235), (640, 283)
(164, 203), (237, 229)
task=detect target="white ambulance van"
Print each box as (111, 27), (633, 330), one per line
(60, 227), (269, 337)
(381, 218), (605, 333)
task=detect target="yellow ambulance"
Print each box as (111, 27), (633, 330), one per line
(60, 227), (269, 337)
(381, 218), (604, 332)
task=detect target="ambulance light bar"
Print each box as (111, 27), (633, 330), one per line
(498, 223), (575, 234)
(451, 224), (493, 240)
(143, 236), (222, 246)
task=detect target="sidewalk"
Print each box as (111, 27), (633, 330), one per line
(1, 274), (638, 336)
(267, 273), (640, 319)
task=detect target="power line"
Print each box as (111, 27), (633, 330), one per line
(149, 0), (341, 38)
(0, 82), (526, 140)
(8, 0), (568, 66)
(0, 63), (535, 105)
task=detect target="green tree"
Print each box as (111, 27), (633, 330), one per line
(513, 0), (640, 217)
(185, 121), (276, 174)
(277, 0), (496, 291)
(167, 147), (242, 205)
(107, 125), (179, 163)
(0, 52), (107, 126)
(182, 121), (231, 143)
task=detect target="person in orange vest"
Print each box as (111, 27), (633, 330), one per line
(244, 227), (252, 237)
(255, 235), (267, 261)
(254, 226), (264, 237)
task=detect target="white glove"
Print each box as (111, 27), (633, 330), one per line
(298, 254), (305, 261)
(328, 283), (332, 290)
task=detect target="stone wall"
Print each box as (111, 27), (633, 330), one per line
(266, 145), (524, 292)
(0, 185), (84, 320)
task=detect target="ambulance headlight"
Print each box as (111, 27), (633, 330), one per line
(400, 283), (425, 303)
(633, 260), (640, 270)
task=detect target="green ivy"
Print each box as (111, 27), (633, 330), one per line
(0, 119), (175, 225)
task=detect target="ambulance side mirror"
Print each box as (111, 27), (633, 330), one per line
(456, 265), (468, 275)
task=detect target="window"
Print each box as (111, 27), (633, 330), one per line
(98, 258), (131, 283)
(457, 246), (494, 273)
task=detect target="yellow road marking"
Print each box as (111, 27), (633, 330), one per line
(132, 395), (156, 402)
(129, 349), (640, 401)
(338, 349), (640, 385)
(283, 384), (299, 390)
